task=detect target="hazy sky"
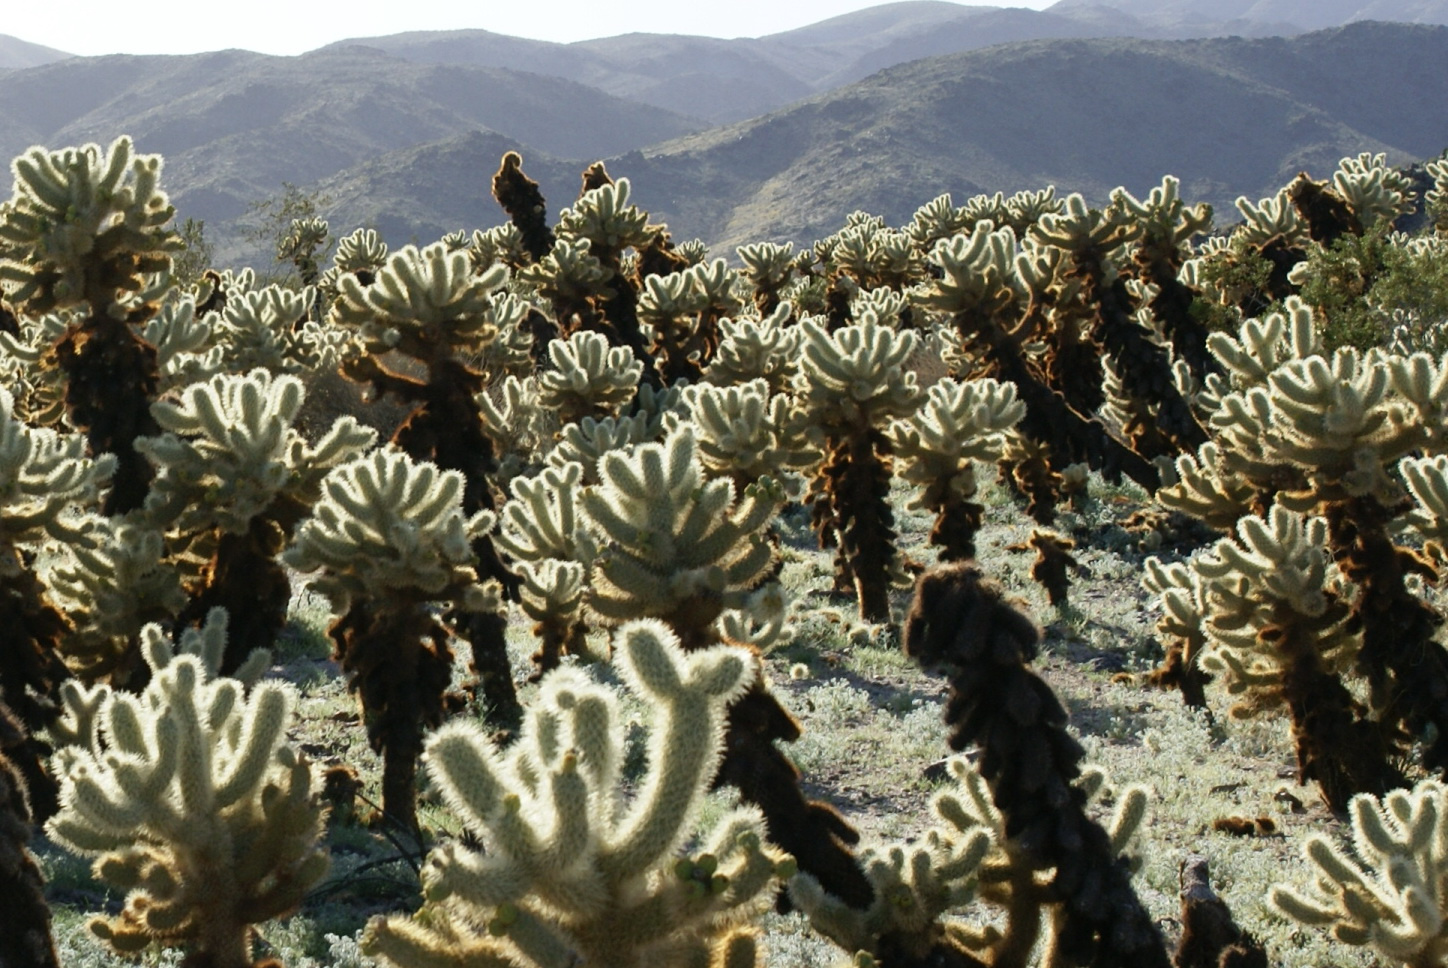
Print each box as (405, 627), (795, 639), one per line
(10, 0), (1058, 57)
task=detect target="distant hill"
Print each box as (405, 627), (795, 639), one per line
(0, 46), (702, 263)
(328, 1), (1320, 124)
(309, 22), (1448, 257)
(1046, 0), (1448, 31)
(0, 34), (70, 70)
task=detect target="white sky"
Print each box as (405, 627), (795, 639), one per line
(8, 1), (1058, 57)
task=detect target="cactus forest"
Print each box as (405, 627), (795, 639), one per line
(5, 132), (1448, 968)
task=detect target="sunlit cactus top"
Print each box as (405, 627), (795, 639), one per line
(328, 241), (507, 359)
(0, 385), (114, 565)
(554, 178), (652, 258)
(795, 312), (921, 434)
(0, 136), (178, 316)
(136, 368), (376, 536)
(283, 448), (497, 612)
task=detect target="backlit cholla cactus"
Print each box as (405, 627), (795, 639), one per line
(45, 516), (187, 684)
(1330, 152), (1417, 229)
(701, 303), (802, 395)
(792, 758), (1148, 968)
(0, 309), (70, 427)
(674, 380), (812, 492)
(1184, 506), (1398, 809)
(495, 461), (599, 678)
(135, 368), (375, 671)
(479, 374), (556, 486)
(795, 312), (921, 621)
(906, 194), (975, 258)
(579, 426), (872, 909)
(582, 426), (780, 650)
(0, 136), (182, 512)
(1427, 157), (1448, 234)
(639, 257), (742, 383)
(284, 448), (499, 833)
(207, 284), (352, 377)
(548, 177), (657, 362)
(920, 225), (1158, 522)
(0, 385), (114, 815)
(1271, 779), (1448, 968)
(1034, 192), (1207, 458)
(737, 241), (796, 315)
(886, 377), (1024, 561)
(46, 616), (327, 968)
(277, 216), (330, 287)
(363, 621), (787, 968)
(1111, 175), (1217, 384)
(538, 328), (643, 426)
(1140, 557), (1213, 710)
(0, 700), (60, 968)
(1158, 300), (1448, 786)
(331, 240), (523, 729)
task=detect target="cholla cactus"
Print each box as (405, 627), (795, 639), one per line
(479, 374), (556, 485)
(1189, 506), (1398, 808)
(793, 757), (1148, 967)
(920, 225), (1158, 520)
(0, 701), (60, 968)
(702, 303), (802, 394)
(364, 620), (786, 968)
(1427, 157), (1448, 234)
(332, 227), (387, 279)
(546, 175), (662, 364)
(1140, 557), (1213, 710)
(1270, 779), (1448, 967)
(0, 137), (182, 512)
(278, 216), (331, 286)
(582, 427), (780, 648)
(576, 426), (870, 908)
(639, 258), (742, 383)
(470, 223), (527, 272)
(1160, 300), (1448, 786)
(135, 368), (375, 670)
(519, 237), (615, 333)
(790, 756), (993, 963)
(902, 562), (1167, 967)
(675, 380), (812, 491)
(331, 240), (523, 729)
(491, 151), (555, 264)
(0, 136), (177, 316)
(1112, 176), (1217, 383)
(331, 242), (505, 360)
(208, 284), (347, 375)
(887, 377), (1024, 561)
(795, 312), (920, 621)
(906, 194), (974, 256)
(555, 178), (652, 263)
(1235, 191), (1307, 248)
(0, 310), (70, 427)
(737, 241), (796, 315)
(285, 448), (499, 832)
(1331, 152), (1417, 228)
(0, 385), (114, 813)
(496, 461), (598, 677)
(46, 620), (327, 968)
(46, 517), (187, 683)
(548, 410), (663, 483)
(538, 329), (643, 426)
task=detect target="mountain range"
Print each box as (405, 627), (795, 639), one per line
(1, 3), (1446, 266)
